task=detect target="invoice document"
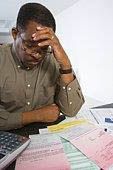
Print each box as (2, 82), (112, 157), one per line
(15, 133), (71, 170)
(58, 123), (113, 170)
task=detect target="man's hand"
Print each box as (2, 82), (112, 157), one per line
(22, 104), (60, 125)
(36, 104), (60, 122)
(32, 26), (71, 69)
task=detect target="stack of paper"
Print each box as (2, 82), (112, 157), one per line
(48, 120), (113, 169)
(76, 108), (113, 131)
(15, 108), (113, 170)
(15, 134), (70, 170)
(61, 138), (99, 170)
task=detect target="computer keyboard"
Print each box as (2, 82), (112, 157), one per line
(0, 131), (30, 170)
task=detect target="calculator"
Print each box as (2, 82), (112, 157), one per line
(0, 131), (30, 170)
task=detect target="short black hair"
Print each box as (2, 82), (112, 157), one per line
(16, 3), (56, 32)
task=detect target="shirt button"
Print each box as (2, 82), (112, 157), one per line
(27, 102), (30, 105)
(68, 87), (71, 91)
(27, 84), (31, 87)
(62, 86), (66, 90)
(69, 101), (72, 105)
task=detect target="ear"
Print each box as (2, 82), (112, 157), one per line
(12, 27), (18, 40)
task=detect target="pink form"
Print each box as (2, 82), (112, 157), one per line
(70, 127), (113, 170)
(15, 134), (70, 170)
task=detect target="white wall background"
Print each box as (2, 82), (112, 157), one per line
(0, 0), (78, 20)
(56, 0), (113, 103)
(0, 0), (78, 43)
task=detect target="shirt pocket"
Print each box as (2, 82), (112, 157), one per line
(1, 81), (17, 109)
(37, 85), (55, 106)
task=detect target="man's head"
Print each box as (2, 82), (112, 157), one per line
(12, 3), (56, 68)
(16, 3), (56, 32)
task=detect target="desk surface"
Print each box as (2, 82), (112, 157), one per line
(6, 97), (113, 170)
(82, 96), (104, 109)
(84, 96), (113, 108)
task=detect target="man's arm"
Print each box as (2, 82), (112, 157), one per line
(0, 104), (60, 130)
(55, 75), (85, 117)
(22, 104), (60, 126)
(0, 104), (22, 130)
(54, 47), (85, 116)
(32, 26), (85, 116)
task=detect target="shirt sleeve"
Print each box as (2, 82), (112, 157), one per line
(0, 105), (23, 130)
(55, 76), (85, 117)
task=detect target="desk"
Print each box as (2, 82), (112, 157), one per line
(5, 96), (113, 170)
(84, 96), (113, 109)
(82, 95), (104, 109)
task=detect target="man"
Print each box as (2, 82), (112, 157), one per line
(0, 3), (84, 130)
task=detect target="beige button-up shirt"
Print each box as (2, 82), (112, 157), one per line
(0, 44), (84, 130)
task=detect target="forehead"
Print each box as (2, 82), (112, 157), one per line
(20, 21), (42, 41)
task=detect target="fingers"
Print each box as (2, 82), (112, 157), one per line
(48, 103), (60, 116)
(41, 104), (60, 122)
(38, 39), (52, 47)
(33, 33), (53, 41)
(32, 27), (54, 39)
(32, 26), (56, 46)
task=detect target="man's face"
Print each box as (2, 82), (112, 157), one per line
(12, 21), (48, 68)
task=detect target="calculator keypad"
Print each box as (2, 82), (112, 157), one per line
(0, 131), (27, 155)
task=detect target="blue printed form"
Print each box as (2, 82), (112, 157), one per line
(105, 118), (113, 123)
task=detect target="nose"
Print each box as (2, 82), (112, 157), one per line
(23, 47), (39, 57)
(30, 52), (40, 60)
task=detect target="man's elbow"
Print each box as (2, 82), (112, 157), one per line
(62, 98), (85, 117)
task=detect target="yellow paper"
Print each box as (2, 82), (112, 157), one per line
(48, 119), (88, 132)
